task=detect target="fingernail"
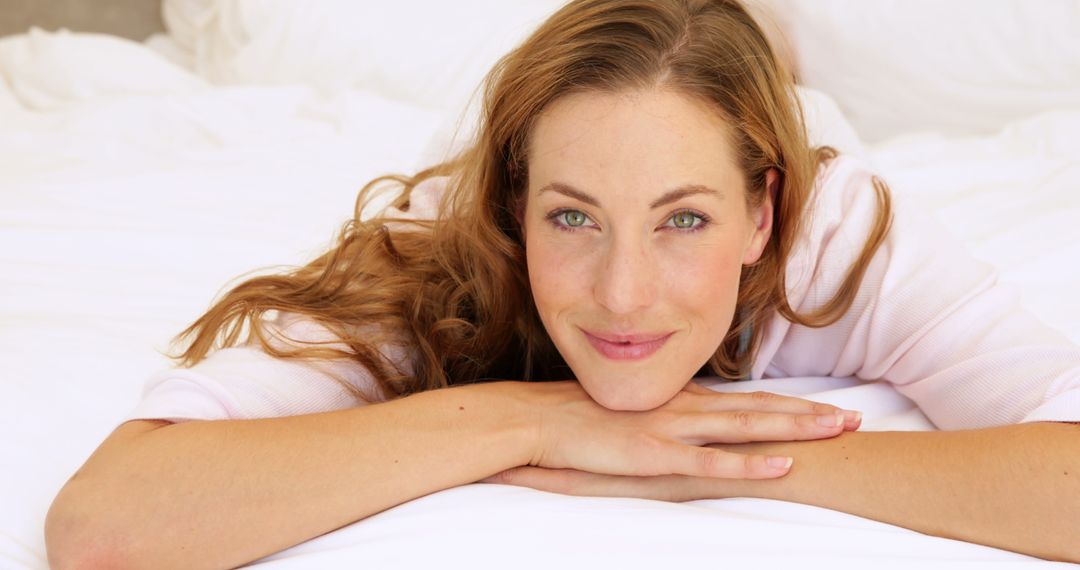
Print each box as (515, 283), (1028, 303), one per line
(817, 413), (843, 427)
(767, 456), (793, 470)
(844, 410), (863, 424)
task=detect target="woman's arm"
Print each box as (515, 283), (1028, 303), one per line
(46, 379), (854, 569)
(45, 381), (538, 570)
(712, 423), (1075, 561)
(711, 422), (1080, 563)
(489, 421), (1080, 563)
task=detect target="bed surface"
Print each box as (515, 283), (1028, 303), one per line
(2, 2), (1079, 568)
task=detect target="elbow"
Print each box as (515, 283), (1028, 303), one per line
(45, 485), (135, 570)
(1056, 524), (1080, 565)
(1046, 540), (1080, 565)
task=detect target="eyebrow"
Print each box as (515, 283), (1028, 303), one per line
(537, 181), (723, 209)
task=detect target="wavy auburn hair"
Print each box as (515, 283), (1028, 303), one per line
(171, 0), (892, 402)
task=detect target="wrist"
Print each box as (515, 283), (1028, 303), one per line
(462, 380), (548, 468)
(705, 438), (819, 501)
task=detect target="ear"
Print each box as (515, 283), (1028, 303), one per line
(742, 168), (778, 265)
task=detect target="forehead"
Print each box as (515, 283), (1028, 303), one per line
(527, 88), (743, 198)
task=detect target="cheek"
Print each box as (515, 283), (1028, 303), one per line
(660, 239), (744, 328)
(525, 231), (592, 319)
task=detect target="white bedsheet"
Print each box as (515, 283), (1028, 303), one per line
(1, 27), (1078, 570)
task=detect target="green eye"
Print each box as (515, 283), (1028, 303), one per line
(563, 210), (588, 227)
(671, 211), (699, 229)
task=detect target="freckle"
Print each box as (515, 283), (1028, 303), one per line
(459, 406), (465, 411)
(844, 456), (849, 460)
(394, 459), (399, 464)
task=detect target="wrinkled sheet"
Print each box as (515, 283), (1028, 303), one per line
(2, 32), (1079, 570)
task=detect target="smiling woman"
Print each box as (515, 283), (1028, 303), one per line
(524, 89), (779, 411)
(43, 0), (1080, 567)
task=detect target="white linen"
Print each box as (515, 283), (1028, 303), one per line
(0, 28), (205, 110)
(2, 13), (1079, 570)
(763, 0), (1080, 142)
(161, 0), (562, 114)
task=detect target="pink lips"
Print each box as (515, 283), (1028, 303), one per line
(582, 329), (674, 361)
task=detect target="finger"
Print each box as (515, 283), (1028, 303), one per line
(663, 441), (793, 479)
(675, 409), (858, 444)
(693, 390), (862, 425)
(678, 385), (863, 430)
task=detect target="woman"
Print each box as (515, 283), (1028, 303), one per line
(45, 0), (1079, 567)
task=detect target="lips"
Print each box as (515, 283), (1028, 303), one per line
(581, 328), (674, 361)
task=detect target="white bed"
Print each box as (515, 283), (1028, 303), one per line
(2, 1), (1078, 568)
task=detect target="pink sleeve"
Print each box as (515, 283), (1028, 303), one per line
(123, 313), (410, 424)
(755, 156), (1080, 429)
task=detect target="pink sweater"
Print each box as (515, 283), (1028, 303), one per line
(124, 156), (1080, 429)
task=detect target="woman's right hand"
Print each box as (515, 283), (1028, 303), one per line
(509, 380), (861, 480)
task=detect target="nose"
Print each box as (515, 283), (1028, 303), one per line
(592, 233), (658, 315)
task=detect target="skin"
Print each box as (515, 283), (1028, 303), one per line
(523, 87), (775, 412)
(498, 86), (1080, 563)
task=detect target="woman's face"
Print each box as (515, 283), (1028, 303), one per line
(522, 88), (774, 411)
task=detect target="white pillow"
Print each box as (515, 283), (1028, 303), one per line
(0, 28), (205, 111)
(165, 0), (563, 116)
(0, 73), (21, 113)
(144, 32), (197, 71)
(162, 0), (215, 54)
(762, 0), (1080, 142)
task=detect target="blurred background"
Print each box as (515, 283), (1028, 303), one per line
(0, 0), (164, 40)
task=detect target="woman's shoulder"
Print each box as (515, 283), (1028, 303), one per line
(808, 153), (879, 213)
(260, 311), (417, 382)
(788, 153), (888, 278)
(123, 312), (417, 424)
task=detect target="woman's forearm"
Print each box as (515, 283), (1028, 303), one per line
(45, 381), (539, 570)
(707, 421), (1080, 563)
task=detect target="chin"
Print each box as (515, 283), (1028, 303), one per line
(578, 373), (678, 411)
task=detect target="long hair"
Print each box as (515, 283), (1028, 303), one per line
(171, 0), (892, 401)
